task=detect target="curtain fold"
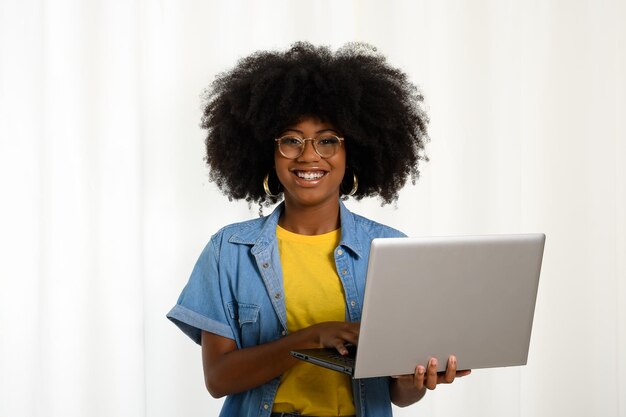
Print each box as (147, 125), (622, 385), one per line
(1, 1), (624, 416)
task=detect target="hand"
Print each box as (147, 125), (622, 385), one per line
(308, 321), (360, 355)
(394, 355), (471, 392)
(390, 355), (471, 406)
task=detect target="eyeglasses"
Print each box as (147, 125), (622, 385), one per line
(274, 135), (345, 159)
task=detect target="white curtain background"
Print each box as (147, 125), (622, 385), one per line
(1, 0), (624, 416)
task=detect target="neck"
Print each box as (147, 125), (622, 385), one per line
(278, 198), (341, 235)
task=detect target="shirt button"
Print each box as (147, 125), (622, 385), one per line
(337, 249), (343, 255)
(274, 292), (281, 299)
(281, 330), (287, 336)
(263, 403), (269, 410)
(262, 262), (269, 269)
(350, 300), (356, 307)
(341, 269), (347, 275)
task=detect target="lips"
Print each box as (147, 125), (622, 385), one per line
(294, 170), (326, 181)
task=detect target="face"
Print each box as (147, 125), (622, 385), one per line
(274, 116), (346, 209)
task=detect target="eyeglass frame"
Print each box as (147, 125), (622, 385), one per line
(274, 135), (345, 159)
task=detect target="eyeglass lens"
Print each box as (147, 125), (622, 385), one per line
(277, 136), (342, 159)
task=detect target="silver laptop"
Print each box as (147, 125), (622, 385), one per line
(291, 233), (546, 379)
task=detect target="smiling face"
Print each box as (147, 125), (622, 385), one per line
(274, 116), (346, 210)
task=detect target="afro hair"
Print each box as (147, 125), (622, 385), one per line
(201, 42), (429, 206)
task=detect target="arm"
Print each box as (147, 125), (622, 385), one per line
(201, 321), (359, 398)
(390, 356), (472, 407)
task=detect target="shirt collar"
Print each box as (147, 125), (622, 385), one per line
(229, 200), (364, 258)
(338, 200), (364, 258)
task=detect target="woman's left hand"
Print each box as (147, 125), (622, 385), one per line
(390, 355), (471, 407)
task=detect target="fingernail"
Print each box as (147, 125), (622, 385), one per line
(417, 366), (425, 375)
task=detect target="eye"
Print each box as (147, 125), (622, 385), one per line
(316, 136), (340, 146)
(280, 136), (303, 146)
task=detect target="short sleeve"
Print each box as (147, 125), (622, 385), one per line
(166, 236), (234, 345)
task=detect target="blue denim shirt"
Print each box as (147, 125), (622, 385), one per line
(167, 201), (405, 417)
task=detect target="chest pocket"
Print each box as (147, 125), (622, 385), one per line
(227, 301), (261, 348)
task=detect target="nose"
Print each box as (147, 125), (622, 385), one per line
(297, 139), (320, 161)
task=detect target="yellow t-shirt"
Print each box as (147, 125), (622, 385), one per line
(273, 225), (355, 416)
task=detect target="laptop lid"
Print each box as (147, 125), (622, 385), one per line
(349, 233), (545, 378)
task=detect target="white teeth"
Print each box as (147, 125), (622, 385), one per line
(296, 171), (325, 180)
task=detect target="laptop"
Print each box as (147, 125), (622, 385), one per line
(291, 233), (546, 379)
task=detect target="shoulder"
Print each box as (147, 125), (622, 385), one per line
(189, 216), (271, 277)
(214, 216), (266, 238)
(208, 216), (268, 248)
(341, 204), (406, 240)
(352, 212), (406, 238)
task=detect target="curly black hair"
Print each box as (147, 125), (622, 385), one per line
(201, 42), (429, 206)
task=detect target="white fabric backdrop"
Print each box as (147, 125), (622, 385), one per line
(1, 1), (624, 416)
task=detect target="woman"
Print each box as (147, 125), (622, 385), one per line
(167, 42), (470, 417)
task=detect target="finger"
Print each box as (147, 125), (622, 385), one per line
(413, 365), (426, 391)
(334, 341), (349, 355)
(331, 323), (359, 347)
(456, 369), (472, 377)
(341, 331), (359, 346)
(426, 358), (438, 390)
(345, 323), (360, 342)
(442, 355), (457, 384)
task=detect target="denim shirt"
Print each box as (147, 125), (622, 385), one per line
(167, 201), (405, 417)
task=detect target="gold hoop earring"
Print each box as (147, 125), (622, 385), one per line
(342, 172), (358, 197)
(263, 172), (280, 198)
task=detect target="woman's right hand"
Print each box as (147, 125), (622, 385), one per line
(201, 321), (359, 398)
(307, 321), (360, 355)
